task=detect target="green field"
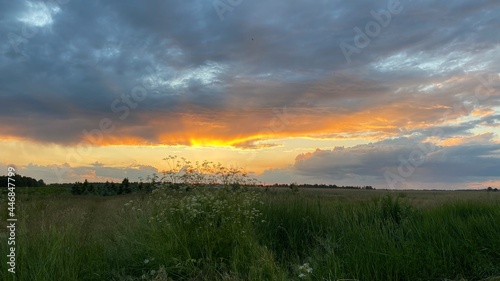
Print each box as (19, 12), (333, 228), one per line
(1, 186), (500, 281)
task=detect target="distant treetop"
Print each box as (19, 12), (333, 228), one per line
(0, 174), (46, 187)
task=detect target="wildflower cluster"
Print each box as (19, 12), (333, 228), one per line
(297, 262), (313, 279)
(119, 156), (274, 279)
(147, 188), (263, 230)
(159, 155), (258, 189)
(139, 264), (169, 281)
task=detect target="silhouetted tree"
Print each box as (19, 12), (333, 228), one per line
(120, 178), (131, 194)
(110, 182), (118, 194)
(0, 175), (46, 187)
(71, 182), (83, 195)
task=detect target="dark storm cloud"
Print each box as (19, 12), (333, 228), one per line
(293, 137), (500, 186)
(0, 0), (499, 145)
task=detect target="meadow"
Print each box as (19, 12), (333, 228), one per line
(1, 186), (500, 281)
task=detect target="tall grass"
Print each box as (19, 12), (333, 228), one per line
(1, 188), (499, 280)
(256, 192), (500, 281)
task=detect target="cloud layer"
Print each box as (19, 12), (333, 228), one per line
(1, 0), (499, 188)
(292, 135), (500, 189)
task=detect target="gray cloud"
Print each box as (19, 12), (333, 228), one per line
(1, 1), (499, 144)
(293, 136), (500, 188)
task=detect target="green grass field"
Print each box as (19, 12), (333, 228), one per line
(1, 186), (500, 281)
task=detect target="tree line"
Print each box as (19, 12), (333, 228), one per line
(266, 183), (374, 190)
(71, 178), (153, 196)
(0, 175), (46, 187)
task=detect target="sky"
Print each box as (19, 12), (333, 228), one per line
(0, 0), (499, 189)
